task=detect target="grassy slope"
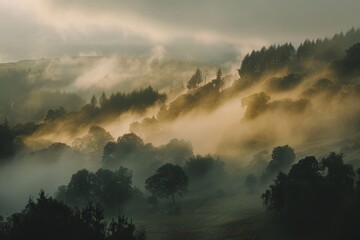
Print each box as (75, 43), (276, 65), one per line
(130, 193), (287, 240)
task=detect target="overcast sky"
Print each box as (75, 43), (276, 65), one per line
(0, 0), (359, 63)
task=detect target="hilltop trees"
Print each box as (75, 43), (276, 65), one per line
(238, 44), (296, 79)
(145, 163), (189, 205)
(332, 42), (360, 77)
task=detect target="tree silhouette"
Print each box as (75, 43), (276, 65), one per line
(321, 152), (354, 191)
(261, 145), (295, 183)
(145, 163), (189, 205)
(211, 68), (224, 90)
(0, 120), (16, 162)
(262, 153), (357, 236)
(56, 167), (134, 212)
(0, 191), (145, 240)
(73, 125), (114, 159)
(90, 95), (99, 107)
(186, 68), (203, 90)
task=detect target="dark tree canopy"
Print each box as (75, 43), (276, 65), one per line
(145, 163), (189, 204)
(0, 191), (145, 240)
(0, 120), (18, 163)
(261, 145), (296, 183)
(238, 43), (295, 79)
(56, 167), (134, 212)
(261, 153), (358, 237)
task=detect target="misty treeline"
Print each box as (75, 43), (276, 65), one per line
(0, 56), (216, 124)
(130, 28), (360, 144)
(54, 131), (229, 212)
(0, 86), (165, 162)
(238, 28), (360, 81)
(38, 86), (165, 136)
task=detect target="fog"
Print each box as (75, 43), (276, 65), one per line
(1, 21), (360, 239)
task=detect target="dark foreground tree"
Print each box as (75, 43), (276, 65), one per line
(262, 153), (358, 238)
(145, 163), (189, 205)
(0, 191), (145, 240)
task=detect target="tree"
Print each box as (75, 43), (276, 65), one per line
(159, 139), (193, 164)
(102, 133), (145, 166)
(241, 92), (270, 120)
(271, 145), (296, 169)
(73, 126), (114, 159)
(184, 155), (225, 192)
(90, 95), (98, 107)
(357, 168), (360, 194)
(94, 168), (133, 212)
(211, 68), (224, 90)
(321, 152), (354, 191)
(186, 68), (202, 90)
(261, 145), (295, 183)
(0, 120), (16, 162)
(56, 167), (134, 212)
(261, 153), (357, 236)
(43, 106), (67, 122)
(99, 92), (107, 107)
(145, 163), (189, 205)
(0, 190), (145, 240)
(65, 169), (97, 206)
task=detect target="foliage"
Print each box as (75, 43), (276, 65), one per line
(102, 133), (193, 180)
(238, 43), (295, 79)
(43, 106), (67, 122)
(145, 163), (189, 204)
(262, 153), (358, 236)
(73, 125), (114, 159)
(261, 145), (296, 183)
(56, 167), (134, 212)
(184, 155), (226, 193)
(0, 191), (145, 240)
(0, 120), (16, 163)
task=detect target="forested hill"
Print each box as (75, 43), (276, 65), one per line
(238, 28), (360, 80)
(136, 28), (360, 124)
